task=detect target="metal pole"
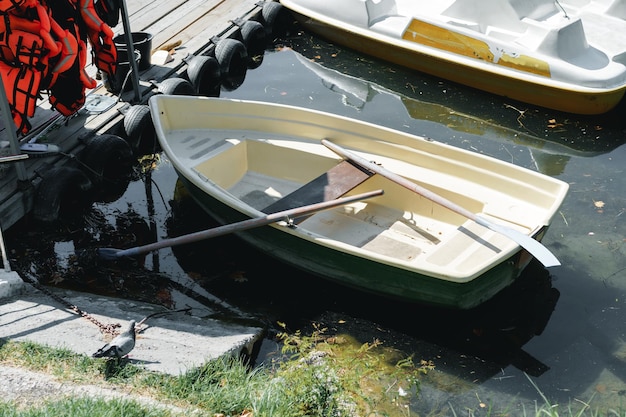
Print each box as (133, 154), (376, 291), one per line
(0, 75), (28, 182)
(119, 0), (142, 102)
(0, 221), (10, 272)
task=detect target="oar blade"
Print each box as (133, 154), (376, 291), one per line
(476, 217), (560, 267)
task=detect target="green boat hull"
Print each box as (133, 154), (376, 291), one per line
(178, 173), (531, 309)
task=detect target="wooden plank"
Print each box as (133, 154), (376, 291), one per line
(112, 0), (189, 35)
(140, 0), (226, 50)
(157, 0), (260, 55)
(121, 0), (162, 19)
(262, 160), (373, 215)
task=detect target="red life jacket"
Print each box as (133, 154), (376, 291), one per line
(0, 59), (40, 133)
(0, 0), (116, 132)
(76, 0), (117, 80)
(0, 0), (40, 13)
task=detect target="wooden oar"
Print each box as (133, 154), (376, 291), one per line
(96, 189), (384, 260)
(321, 139), (561, 267)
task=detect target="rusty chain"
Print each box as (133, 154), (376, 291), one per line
(20, 270), (122, 336)
(19, 270), (192, 337)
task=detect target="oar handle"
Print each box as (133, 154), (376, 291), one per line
(115, 189), (384, 258)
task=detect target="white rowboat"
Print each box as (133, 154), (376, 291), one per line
(150, 95), (569, 308)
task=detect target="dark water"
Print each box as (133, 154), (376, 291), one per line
(7, 28), (626, 414)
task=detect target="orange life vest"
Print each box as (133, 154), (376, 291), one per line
(0, 0), (116, 132)
(76, 0), (116, 80)
(0, 59), (40, 133)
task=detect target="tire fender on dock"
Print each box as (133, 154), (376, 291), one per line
(214, 38), (248, 91)
(123, 104), (159, 155)
(77, 134), (135, 202)
(186, 55), (221, 96)
(157, 77), (196, 95)
(260, 1), (293, 38)
(239, 20), (266, 68)
(32, 166), (93, 224)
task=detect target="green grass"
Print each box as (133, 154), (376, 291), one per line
(0, 325), (425, 417)
(2, 331), (624, 417)
(0, 397), (172, 417)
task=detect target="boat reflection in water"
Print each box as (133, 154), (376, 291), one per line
(279, 0), (626, 115)
(284, 38), (626, 175)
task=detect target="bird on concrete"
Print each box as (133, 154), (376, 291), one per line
(92, 320), (136, 359)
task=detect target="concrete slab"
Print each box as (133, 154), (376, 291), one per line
(0, 270), (25, 299)
(0, 285), (264, 375)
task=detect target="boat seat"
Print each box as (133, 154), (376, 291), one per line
(261, 160), (374, 221)
(365, 0), (398, 25)
(509, 0), (559, 20)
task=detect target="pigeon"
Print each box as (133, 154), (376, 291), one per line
(92, 320), (136, 359)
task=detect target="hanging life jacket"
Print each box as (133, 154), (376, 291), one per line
(0, 59), (41, 133)
(49, 38), (95, 116)
(0, 0), (39, 13)
(0, 7), (53, 67)
(93, 0), (118, 27)
(0, 5), (51, 134)
(45, 0), (95, 115)
(76, 0), (116, 80)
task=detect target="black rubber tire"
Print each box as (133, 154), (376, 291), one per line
(261, 1), (293, 38)
(77, 134), (135, 202)
(78, 134), (134, 182)
(214, 38), (248, 91)
(123, 104), (159, 155)
(240, 20), (266, 68)
(32, 166), (93, 224)
(186, 55), (221, 96)
(157, 77), (195, 95)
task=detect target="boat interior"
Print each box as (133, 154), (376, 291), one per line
(190, 137), (531, 278)
(150, 93), (567, 278)
(315, 0), (626, 65)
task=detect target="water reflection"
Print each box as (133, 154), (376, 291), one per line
(287, 42), (626, 179)
(282, 32), (626, 155)
(5, 25), (626, 414)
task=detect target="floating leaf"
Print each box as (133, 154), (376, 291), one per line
(547, 118), (563, 128)
(594, 200), (605, 208)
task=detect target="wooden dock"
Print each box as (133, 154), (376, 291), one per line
(0, 0), (273, 232)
